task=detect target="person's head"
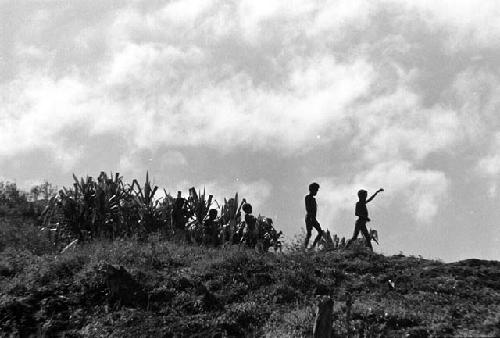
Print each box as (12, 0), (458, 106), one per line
(358, 189), (367, 201)
(189, 187), (196, 198)
(177, 191), (182, 199)
(242, 203), (253, 214)
(208, 209), (218, 220)
(309, 182), (320, 195)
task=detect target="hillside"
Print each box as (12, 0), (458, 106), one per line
(0, 217), (499, 337)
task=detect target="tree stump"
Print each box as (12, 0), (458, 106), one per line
(346, 293), (353, 337)
(313, 296), (334, 338)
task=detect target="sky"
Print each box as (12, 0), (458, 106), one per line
(1, 0), (500, 262)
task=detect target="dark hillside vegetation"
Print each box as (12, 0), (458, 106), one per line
(0, 218), (499, 337)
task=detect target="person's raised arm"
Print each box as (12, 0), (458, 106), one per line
(366, 188), (384, 203)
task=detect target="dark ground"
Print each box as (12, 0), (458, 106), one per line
(1, 217), (499, 337)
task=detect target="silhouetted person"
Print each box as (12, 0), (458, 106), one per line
(172, 191), (187, 231)
(242, 203), (257, 247)
(346, 188), (384, 251)
(204, 209), (219, 246)
(305, 182), (324, 249)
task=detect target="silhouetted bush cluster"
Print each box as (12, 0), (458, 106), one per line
(39, 171), (282, 252)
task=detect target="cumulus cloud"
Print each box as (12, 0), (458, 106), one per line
(3, 0), (488, 163)
(397, 0), (500, 50)
(477, 133), (500, 177)
(450, 68), (500, 140)
(477, 133), (500, 198)
(352, 88), (460, 163)
(1, 0), (381, 163)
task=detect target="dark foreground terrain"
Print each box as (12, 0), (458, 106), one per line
(1, 217), (499, 337)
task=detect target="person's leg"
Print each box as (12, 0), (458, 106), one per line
(304, 218), (313, 248)
(304, 229), (312, 248)
(360, 224), (373, 251)
(346, 220), (361, 248)
(311, 220), (324, 248)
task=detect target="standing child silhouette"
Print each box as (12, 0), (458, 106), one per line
(304, 182), (324, 249)
(346, 188), (384, 251)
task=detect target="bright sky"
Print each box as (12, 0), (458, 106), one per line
(1, 0), (500, 262)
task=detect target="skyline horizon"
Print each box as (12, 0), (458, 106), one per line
(0, 168), (491, 263)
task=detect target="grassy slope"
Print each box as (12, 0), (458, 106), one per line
(0, 217), (499, 337)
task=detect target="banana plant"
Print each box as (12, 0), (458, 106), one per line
(220, 193), (245, 244)
(187, 187), (213, 223)
(129, 172), (165, 235)
(94, 172), (127, 238)
(38, 171), (283, 249)
(185, 187), (213, 243)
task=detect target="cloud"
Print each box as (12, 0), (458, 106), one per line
(451, 68), (500, 141)
(4, 0), (486, 165)
(452, 68), (500, 197)
(1, 0), (378, 164)
(477, 133), (500, 198)
(352, 88), (461, 163)
(397, 0), (500, 50)
(477, 134), (500, 177)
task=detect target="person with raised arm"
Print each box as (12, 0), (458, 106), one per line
(346, 188), (384, 251)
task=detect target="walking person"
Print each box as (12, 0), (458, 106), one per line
(346, 188), (384, 251)
(304, 182), (324, 249)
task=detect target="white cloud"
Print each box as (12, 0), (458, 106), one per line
(160, 0), (215, 26)
(6, 0), (487, 165)
(477, 133), (500, 198)
(478, 149), (500, 177)
(308, 0), (373, 37)
(396, 0), (500, 49)
(352, 88), (460, 163)
(1, 53), (374, 162)
(2, 0), (389, 165)
(451, 68), (500, 142)
(454, 70), (500, 197)
(238, 0), (315, 41)
(0, 74), (90, 156)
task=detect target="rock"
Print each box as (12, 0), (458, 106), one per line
(41, 319), (69, 336)
(314, 284), (331, 296)
(177, 276), (194, 291)
(199, 288), (224, 312)
(101, 264), (147, 308)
